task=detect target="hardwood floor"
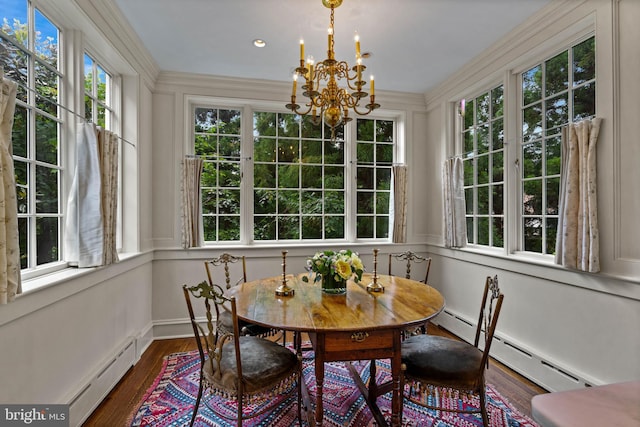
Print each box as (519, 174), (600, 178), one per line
(83, 326), (547, 426)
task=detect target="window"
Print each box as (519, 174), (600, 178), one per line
(459, 35), (595, 256)
(355, 118), (394, 239)
(193, 104), (397, 243)
(462, 85), (505, 248)
(2, 1), (63, 269)
(84, 53), (112, 129)
(194, 107), (242, 242)
(520, 36), (595, 254)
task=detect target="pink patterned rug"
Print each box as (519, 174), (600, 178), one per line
(130, 349), (539, 426)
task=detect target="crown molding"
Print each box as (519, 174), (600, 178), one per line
(73, 0), (160, 86)
(156, 71), (427, 112)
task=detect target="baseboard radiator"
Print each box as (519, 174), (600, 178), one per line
(66, 326), (153, 427)
(434, 309), (598, 393)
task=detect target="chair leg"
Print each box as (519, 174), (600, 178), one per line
(190, 374), (204, 427)
(479, 384), (489, 426)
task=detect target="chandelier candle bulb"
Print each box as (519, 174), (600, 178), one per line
(300, 39), (304, 61)
(292, 73), (297, 96)
(370, 75), (375, 96)
(354, 32), (361, 58)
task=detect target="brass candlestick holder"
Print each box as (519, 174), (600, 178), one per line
(367, 248), (384, 293)
(275, 250), (295, 297)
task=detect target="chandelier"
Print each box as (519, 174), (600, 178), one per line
(285, 0), (380, 136)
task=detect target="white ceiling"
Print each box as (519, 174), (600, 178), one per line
(112, 0), (552, 94)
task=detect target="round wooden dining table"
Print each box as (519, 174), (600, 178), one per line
(226, 272), (445, 427)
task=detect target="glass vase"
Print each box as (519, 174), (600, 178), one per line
(321, 274), (347, 295)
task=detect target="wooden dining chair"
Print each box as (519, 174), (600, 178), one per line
(183, 281), (301, 426)
(204, 253), (279, 339)
(389, 250), (433, 335)
(388, 250), (432, 284)
(400, 275), (504, 426)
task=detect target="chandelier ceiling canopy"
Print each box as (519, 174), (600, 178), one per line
(285, 0), (380, 134)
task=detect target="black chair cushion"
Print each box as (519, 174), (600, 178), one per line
(203, 336), (297, 395)
(401, 334), (483, 384)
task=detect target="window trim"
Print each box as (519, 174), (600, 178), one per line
(184, 95), (405, 246)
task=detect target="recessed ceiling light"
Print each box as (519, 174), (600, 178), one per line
(253, 39), (266, 48)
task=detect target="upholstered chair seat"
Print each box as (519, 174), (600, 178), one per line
(402, 334), (483, 387)
(203, 336), (297, 395)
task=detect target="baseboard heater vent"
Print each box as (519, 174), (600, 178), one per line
(434, 309), (597, 392)
(68, 338), (136, 426)
(541, 360), (580, 383)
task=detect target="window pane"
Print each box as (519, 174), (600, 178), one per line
(464, 129), (474, 154)
(278, 190), (299, 213)
(254, 137), (276, 162)
(219, 162), (241, 187)
(477, 155), (489, 185)
(573, 37), (595, 85)
(546, 177), (560, 215)
(357, 216), (373, 238)
(524, 218), (543, 252)
(12, 105), (28, 157)
(464, 159), (474, 186)
(219, 216), (240, 241)
(325, 191), (344, 214)
(477, 217), (489, 245)
(523, 142), (542, 178)
(573, 83), (595, 120)
(357, 167), (374, 190)
(492, 151), (504, 183)
(492, 118), (503, 150)
(302, 216), (322, 239)
(376, 216), (389, 239)
(278, 114), (300, 137)
(523, 179), (542, 215)
(357, 142), (374, 163)
(376, 168), (391, 191)
(545, 51), (568, 97)
(546, 218), (558, 255)
(324, 167), (344, 189)
(545, 94), (568, 135)
(465, 188), (474, 214)
(35, 165), (58, 213)
(492, 217), (504, 248)
(34, 9), (58, 67)
(278, 139), (299, 162)
(254, 112), (277, 136)
(278, 216), (299, 239)
(477, 124), (489, 155)
(254, 189), (276, 214)
(376, 120), (394, 142)
(301, 165), (322, 188)
(376, 143), (393, 164)
(357, 119), (374, 140)
(477, 186), (489, 215)
(218, 189), (239, 214)
(464, 99), (475, 129)
(36, 217), (58, 265)
(545, 136), (561, 175)
(301, 191), (322, 214)
(301, 139), (322, 163)
(523, 65), (542, 106)
(492, 184), (503, 215)
(325, 216), (344, 239)
(376, 192), (390, 214)
(254, 216), (276, 240)
(492, 86), (504, 118)
(522, 103), (542, 142)
(476, 92), (490, 124)
(357, 192), (374, 214)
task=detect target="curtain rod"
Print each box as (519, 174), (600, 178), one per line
(9, 78), (136, 148)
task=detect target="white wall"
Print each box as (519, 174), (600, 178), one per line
(421, 0), (640, 391)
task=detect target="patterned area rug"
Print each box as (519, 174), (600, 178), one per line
(129, 349), (539, 426)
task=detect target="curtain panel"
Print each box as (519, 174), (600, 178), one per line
(555, 118), (602, 272)
(0, 76), (21, 303)
(391, 165), (408, 243)
(181, 156), (204, 248)
(443, 157), (467, 248)
(64, 123), (119, 267)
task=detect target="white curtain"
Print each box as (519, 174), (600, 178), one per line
(0, 77), (21, 304)
(555, 118), (602, 272)
(391, 165), (408, 243)
(181, 156), (204, 248)
(443, 157), (467, 248)
(65, 123), (119, 267)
